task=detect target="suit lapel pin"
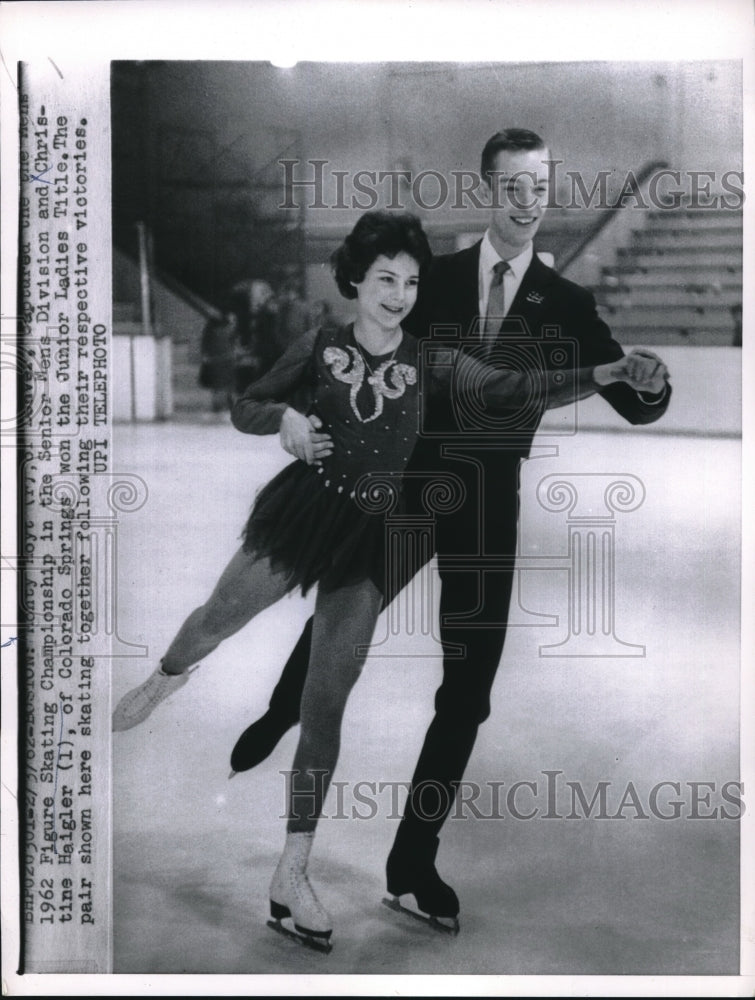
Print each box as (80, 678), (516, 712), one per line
(526, 291), (545, 305)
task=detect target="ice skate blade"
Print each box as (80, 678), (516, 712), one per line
(382, 895), (460, 935)
(267, 918), (333, 954)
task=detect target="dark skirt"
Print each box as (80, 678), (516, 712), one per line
(242, 461), (388, 597)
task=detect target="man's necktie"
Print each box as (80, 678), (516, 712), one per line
(483, 259), (511, 342)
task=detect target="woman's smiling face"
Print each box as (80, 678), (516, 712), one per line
(353, 252), (420, 333)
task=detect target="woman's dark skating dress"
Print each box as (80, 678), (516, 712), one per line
(231, 322), (598, 596)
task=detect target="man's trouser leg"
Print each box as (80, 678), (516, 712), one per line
(398, 566), (515, 836)
(389, 451), (521, 882)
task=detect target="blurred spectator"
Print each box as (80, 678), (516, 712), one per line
(310, 298), (337, 333)
(198, 308), (237, 413)
(230, 279), (279, 392)
(275, 278), (310, 353)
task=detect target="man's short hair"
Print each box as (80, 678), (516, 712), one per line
(480, 128), (547, 185)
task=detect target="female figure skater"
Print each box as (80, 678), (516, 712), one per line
(112, 210), (638, 950)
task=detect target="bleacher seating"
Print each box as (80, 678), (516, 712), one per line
(591, 207), (742, 346)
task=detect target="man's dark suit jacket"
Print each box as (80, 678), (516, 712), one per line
(408, 240), (671, 444)
(398, 239), (671, 579)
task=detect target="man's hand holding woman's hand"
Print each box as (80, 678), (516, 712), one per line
(280, 409), (334, 465)
(594, 349), (670, 396)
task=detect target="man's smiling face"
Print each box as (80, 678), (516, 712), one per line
(485, 147), (550, 259)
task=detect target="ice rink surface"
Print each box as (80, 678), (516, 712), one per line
(111, 419), (741, 975)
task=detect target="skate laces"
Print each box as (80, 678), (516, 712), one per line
(272, 860), (330, 923)
(112, 664), (198, 731)
(148, 663), (199, 698)
(143, 668), (187, 701)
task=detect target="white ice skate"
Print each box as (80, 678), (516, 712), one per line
(268, 831), (333, 953)
(112, 664), (197, 731)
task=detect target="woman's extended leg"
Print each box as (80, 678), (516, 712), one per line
(269, 576), (383, 943)
(112, 548), (292, 731)
(161, 548), (292, 673)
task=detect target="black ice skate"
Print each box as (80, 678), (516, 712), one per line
(229, 710), (298, 776)
(383, 831), (460, 935)
(229, 619), (312, 775)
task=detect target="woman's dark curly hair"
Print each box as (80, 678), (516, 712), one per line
(331, 210), (432, 299)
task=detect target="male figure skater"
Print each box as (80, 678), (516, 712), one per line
(230, 128), (672, 929)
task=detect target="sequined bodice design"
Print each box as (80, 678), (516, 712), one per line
(312, 327), (419, 496)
